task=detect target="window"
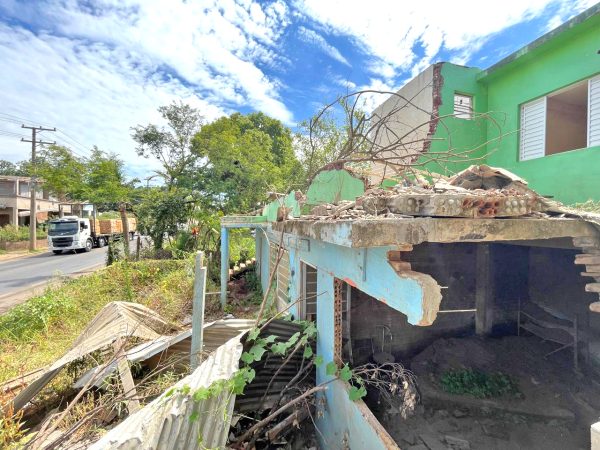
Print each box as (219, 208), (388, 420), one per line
(454, 93), (473, 119)
(270, 243), (290, 312)
(520, 75), (600, 161)
(299, 262), (318, 322)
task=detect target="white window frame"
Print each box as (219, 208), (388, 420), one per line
(588, 75), (600, 148)
(519, 97), (547, 161)
(454, 93), (473, 120)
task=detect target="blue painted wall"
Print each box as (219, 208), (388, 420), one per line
(314, 270), (398, 449)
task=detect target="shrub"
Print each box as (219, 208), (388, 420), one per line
(440, 369), (519, 398)
(0, 225), (47, 242)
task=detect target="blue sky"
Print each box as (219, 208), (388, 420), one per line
(0, 0), (596, 178)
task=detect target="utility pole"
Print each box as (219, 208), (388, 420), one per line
(21, 125), (56, 251)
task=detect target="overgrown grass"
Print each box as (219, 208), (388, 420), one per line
(0, 259), (197, 383)
(440, 369), (519, 399)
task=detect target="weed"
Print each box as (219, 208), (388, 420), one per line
(0, 404), (27, 449)
(441, 369), (519, 398)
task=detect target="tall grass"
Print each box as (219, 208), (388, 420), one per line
(0, 259), (196, 383)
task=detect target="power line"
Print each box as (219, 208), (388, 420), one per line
(0, 112), (93, 159)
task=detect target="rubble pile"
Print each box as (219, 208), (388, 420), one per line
(307, 165), (545, 220)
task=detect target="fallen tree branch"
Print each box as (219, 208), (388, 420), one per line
(267, 406), (311, 441)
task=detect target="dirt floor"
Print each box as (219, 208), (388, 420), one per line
(375, 335), (600, 450)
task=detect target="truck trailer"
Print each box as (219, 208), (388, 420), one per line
(47, 216), (136, 254)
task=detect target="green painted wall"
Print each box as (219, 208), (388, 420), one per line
(305, 169), (365, 206)
(425, 63), (488, 176)
(262, 191), (302, 222)
(480, 13), (600, 204)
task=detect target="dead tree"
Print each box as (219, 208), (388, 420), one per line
(303, 88), (507, 184)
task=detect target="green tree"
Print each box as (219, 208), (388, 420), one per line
(0, 159), (29, 176)
(135, 188), (193, 250)
(83, 147), (132, 207)
(36, 145), (86, 201)
(192, 112), (301, 213)
(131, 101), (203, 188)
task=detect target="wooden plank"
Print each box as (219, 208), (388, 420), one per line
(476, 244), (493, 335)
(581, 272), (600, 278)
(113, 337), (140, 414)
(191, 252), (206, 370)
(585, 283), (600, 293)
(589, 302), (600, 313)
(575, 255), (600, 265)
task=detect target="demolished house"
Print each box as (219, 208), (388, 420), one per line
(220, 164), (600, 449)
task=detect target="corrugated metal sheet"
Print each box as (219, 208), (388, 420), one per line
(89, 333), (244, 450)
(235, 320), (311, 413)
(10, 302), (176, 411)
(73, 319), (254, 389)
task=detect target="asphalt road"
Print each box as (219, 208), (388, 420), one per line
(0, 247), (107, 313)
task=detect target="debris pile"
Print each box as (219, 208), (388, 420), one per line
(307, 165), (547, 220)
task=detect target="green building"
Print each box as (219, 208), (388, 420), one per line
(374, 5), (600, 204)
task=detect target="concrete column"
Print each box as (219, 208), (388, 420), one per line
(476, 244), (494, 335)
(10, 207), (18, 227)
(220, 226), (230, 308)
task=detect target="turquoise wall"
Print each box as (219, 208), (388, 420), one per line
(314, 270), (397, 449)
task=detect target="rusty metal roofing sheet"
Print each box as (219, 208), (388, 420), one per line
(89, 333), (244, 450)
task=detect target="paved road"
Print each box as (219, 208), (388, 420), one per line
(0, 248), (107, 313)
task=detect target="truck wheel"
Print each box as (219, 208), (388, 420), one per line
(52, 250), (62, 255)
(97, 237), (106, 248)
(84, 238), (93, 252)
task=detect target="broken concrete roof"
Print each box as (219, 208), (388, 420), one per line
(268, 165), (600, 247)
(8, 301), (179, 412)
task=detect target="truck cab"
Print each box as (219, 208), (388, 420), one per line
(48, 216), (94, 254)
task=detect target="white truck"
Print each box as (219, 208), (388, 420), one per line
(47, 216), (135, 254)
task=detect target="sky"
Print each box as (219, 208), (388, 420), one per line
(0, 0), (596, 179)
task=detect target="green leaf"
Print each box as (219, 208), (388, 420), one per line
(164, 388), (175, 398)
(249, 345), (267, 361)
(247, 327), (260, 341)
(271, 342), (287, 355)
(288, 332), (301, 346)
(326, 362), (338, 376)
(339, 364), (352, 382)
(231, 374), (247, 395)
(180, 385), (191, 395)
(192, 387), (211, 402)
(189, 411), (200, 422)
(242, 368), (256, 383)
(303, 322), (317, 338)
(241, 352), (255, 364)
(303, 345), (313, 359)
(263, 334), (277, 344)
(348, 385), (367, 401)
(313, 355), (324, 367)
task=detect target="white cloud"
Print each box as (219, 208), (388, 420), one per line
(295, 0), (592, 79)
(0, 0), (297, 176)
(297, 26), (351, 67)
(0, 24), (227, 178)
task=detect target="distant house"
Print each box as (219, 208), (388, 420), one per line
(372, 5), (600, 204)
(0, 175), (60, 226)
